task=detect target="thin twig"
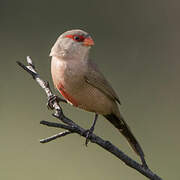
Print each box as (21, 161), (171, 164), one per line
(17, 56), (163, 180)
(40, 130), (72, 143)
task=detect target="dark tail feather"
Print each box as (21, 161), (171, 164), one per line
(104, 113), (147, 167)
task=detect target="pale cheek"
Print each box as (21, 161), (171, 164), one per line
(61, 39), (90, 59)
(63, 39), (73, 50)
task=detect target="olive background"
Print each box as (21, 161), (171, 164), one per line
(1, 0), (180, 179)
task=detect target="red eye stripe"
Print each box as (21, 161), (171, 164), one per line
(65, 34), (85, 42)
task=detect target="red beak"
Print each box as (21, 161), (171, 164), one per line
(83, 37), (94, 46)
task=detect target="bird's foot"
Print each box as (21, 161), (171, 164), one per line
(141, 157), (148, 169)
(84, 126), (94, 146)
(47, 95), (58, 110)
(47, 95), (67, 110)
(84, 114), (98, 146)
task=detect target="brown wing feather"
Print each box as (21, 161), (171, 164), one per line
(84, 60), (121, 104)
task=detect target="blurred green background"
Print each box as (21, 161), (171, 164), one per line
(1, 0), (180, 179)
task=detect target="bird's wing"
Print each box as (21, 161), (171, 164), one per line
(84, 60), (121, 104)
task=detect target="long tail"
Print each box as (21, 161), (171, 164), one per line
(104, 113), (147, 167)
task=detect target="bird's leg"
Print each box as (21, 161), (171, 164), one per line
(85, 113), (98, 146)
(47, 95), (67, 110)
(140, 155), (148, 169)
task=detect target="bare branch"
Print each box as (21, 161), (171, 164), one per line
(17, 57), (163, 180)
(40, 130), (72, 143)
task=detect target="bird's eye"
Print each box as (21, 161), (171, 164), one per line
(74, 36), (80, 41)
(65, 34), (85, 42)
(73, 35), (85, 42)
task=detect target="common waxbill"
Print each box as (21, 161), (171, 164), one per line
(50, 29), (147, 167)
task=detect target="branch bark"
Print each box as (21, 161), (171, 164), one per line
(17, 56), (163, 180)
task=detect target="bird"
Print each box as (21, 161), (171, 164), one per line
(50, 29), (147, 167)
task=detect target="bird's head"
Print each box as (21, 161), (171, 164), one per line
(50, 29), (94, 59)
